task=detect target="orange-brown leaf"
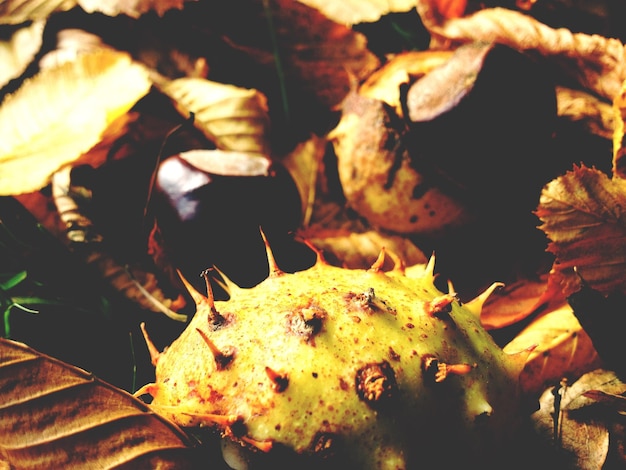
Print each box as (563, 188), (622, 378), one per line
(0, 338), (198, 468)
(536, 164), (626, 297)
(480, 272), (565, 330)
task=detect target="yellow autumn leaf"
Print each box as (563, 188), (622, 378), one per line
(0, 49), (151, 196)
(161, 77), (271, 155)
(504, 303), (602, 399)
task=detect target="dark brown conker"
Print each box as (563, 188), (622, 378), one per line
(151, 151), (314, 295)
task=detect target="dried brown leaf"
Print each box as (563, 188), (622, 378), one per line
(303, 228), (427, 270)
(504, 303), (602, 399)
(0, 338), (198, 469)
(295, 0), (416, 25)
(532, 369), (613, 470)
(0, 21), (45, 88)
(359, 50), (453, 116)
(0, 0), (189, 23)
(161, 78), (271, 155)
(204, 0), (380, 111)
(557, 86), (616, 141)
(480, 272), (564, 330)
(417, 5), (626, 102)
(612, 78), (626, 179)
(281, 134), (326, 227)
(0, 0), (75, 24)
(78, 0), (190, 17)
(536, 164), (626, 297)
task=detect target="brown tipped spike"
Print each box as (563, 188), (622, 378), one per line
(182, 412), (240, 427)
(465, 282), (505, 317)
(200, 269), (226, 326)
(386, 249), (405, 274)
(369, 248), (386, 273)
(139, 322), (161, 366)
(506, 344), (536, 378)
(211, 266), (241, 295)
(178, 269), (211, 306)
(260, 227), (284, 277)
(196, 328), (234, 369)
(423, 253), (436, 281)
(240, 435), (274, 452)
(301, 238), (328, 265)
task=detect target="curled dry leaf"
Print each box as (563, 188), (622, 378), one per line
(303, 228), (428, 270)
(613, 77), (626, 179)
(504, 303), (602, 399)
(0, 0), (188, 24)
(557, 86), (616, 141)
(161, 78), (271, 155)
(0, 338), (198, 469)
(50, 165), (188, 321)
(0, 0), (75, 24)
(0, 20), (45, 88)
(281, 133), (327, 226)
(78, 0), (189, 18)
(330, 89), (470, 235)
(536, 164), (626, 297)
(0, 49), (151, 196)
(203, 0), (380, 111)
(417, 5), (626, 102)
(358, 50), (453, 115)
(38, 28), (111, 70)
(533, 383), (608, 470)
(295, 0), (416, 25)
(532, 369), (626, 470)
(480, 271), (563, 330)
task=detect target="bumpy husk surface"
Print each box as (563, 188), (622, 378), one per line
(138, 252), (525, 469)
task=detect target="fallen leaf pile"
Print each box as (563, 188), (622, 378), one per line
(2, 0), (626, 468)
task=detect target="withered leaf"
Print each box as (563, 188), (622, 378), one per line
(532, 369), (613, 470)
(612, 77), (626, 179)
(177, 149), (270, 177)
(358, 50), (453, 116)
(0, 20), (45, 88)
(417, 5), (626, 102)
(295, 0), (416, 25)
(201, 0), (380, 111)
(480, 272), (564, 330)
(303, 228), (427, 270)
(0, 0), (75, 25)
(536, 164), (626, 297)
(0, 338), (198, 469)
(281, 133), (327, 226)
(504, 303), (602, 399)
(0, 0), (188, 24)
(557, 86), (615, 141)
(0, 49), (151, 196)
(160, 78), (271, 155)
(78, 0), (189, 18)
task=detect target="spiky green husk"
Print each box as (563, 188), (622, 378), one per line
(138, 250), (525, 469)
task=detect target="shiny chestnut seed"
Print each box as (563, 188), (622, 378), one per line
(404, 41), (557, 213)
(151, 150), (314, 295)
